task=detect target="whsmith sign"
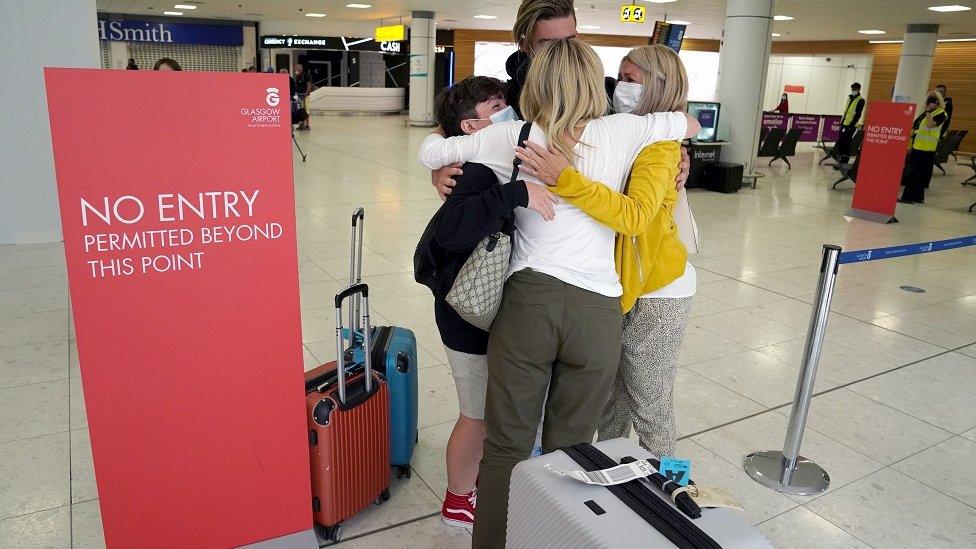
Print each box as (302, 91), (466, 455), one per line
(260, 35), (405, 53)
(98, 20), (243, 46)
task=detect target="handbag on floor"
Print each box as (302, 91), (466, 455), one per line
(444, 122), (531, 331)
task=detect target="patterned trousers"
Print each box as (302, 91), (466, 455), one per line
(597, 296), (693, 458)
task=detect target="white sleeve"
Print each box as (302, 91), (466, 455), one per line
(418, 125), (508, 169)
(632, 111), (689, 147)
(604, 111), (687, 165)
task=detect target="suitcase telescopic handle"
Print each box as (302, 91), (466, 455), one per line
(334, 283), (372, 406)
(348, 207), (365, 333)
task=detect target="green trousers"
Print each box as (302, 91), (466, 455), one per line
(471, 270), (623, 548)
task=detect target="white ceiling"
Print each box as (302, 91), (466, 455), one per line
(96, 0), (976, 41)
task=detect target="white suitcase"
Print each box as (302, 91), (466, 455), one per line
(507, 438), (773, 549)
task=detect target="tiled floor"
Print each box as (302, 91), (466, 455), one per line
(1, 115), (975, 548)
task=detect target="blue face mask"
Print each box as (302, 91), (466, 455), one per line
(489, 105), (519, 124)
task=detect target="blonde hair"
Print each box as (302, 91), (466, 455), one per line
(928, 89), (946, 109)
(622, 45), (689, 115)
(512, 0), (576, 52)
(519, 39), (607, 163)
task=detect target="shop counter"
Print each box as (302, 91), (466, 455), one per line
(306, 87), (405, 115)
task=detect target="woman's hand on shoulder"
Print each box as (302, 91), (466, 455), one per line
(514, 141), (571, 187)
(676, 146), (690, 191)
(525, 182), (558, 221)
(431, 164), (463, 200)
(684, 113), (701, 139)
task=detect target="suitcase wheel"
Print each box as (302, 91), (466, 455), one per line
(373, 488), (391, 505)
(315, 523), (343, 543)
(396, 464), (411, 479)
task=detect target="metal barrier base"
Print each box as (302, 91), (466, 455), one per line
(743, 451), (830, 496)
(845, 208), (898, 224)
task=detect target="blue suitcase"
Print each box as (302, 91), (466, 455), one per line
(368, 325), (419, 478)
(345, 208), (420, 477)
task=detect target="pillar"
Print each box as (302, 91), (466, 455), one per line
(892, 24), (938, 113)
(109, 40), (127, 68)
(0, 0), (100, 244)
(408, 11), (436, 126)
(716, 0), (774, 173)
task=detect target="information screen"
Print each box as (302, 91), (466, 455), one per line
(688, 101), (720, 142)
(651, 21), (687, 52)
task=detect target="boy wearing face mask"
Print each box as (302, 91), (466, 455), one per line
(414, 76), (556, 532)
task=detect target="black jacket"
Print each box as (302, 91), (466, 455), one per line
(505, 50), (617, 118)
(419, 163), (528, 354)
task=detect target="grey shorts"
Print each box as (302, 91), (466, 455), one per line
(444, 347), (489, 420)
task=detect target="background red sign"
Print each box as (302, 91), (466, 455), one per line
(45, 69), (311, 547)
(851, 101), (916, 217)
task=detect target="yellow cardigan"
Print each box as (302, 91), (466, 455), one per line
(551, 141), (687, 313)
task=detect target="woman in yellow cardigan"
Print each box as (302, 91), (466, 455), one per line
(515, 44), (694, 458)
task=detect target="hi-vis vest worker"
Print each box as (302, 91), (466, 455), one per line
(842, 93), (865, 126)
(912, 107), (947, 152)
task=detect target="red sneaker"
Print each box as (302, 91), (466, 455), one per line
(441, 489), (477, 530)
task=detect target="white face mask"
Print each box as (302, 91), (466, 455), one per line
(489, 105), (519, 124)
(613, 81), (643, 114)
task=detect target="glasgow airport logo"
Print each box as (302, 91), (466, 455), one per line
(240, 87), (282, 128)
(265, 87), (280, 107)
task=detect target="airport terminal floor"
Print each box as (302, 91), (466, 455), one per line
(2, 114), (976, 547)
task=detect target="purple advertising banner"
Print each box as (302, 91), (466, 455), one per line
(790, 114), (821, 142)
(821, 115), (842, 142)
(762, 112), (789, 131)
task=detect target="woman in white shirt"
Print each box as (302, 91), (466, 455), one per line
(513, 44), (697, 460)
(418, 38), (699, 549)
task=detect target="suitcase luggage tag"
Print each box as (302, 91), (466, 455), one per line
(546, 457), (744, 512)
(545, 459), (657, 486)
(660, 457), (692, 487)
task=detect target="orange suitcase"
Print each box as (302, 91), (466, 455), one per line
(305, 283), (391, 543)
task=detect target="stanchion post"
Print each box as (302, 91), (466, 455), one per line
(743, 244), (841, 495)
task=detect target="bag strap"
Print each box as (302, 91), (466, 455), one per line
(563, 443), (721, 549)
(509, 122), (533, 185)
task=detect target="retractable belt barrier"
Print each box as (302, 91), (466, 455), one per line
(838, 235), (976, 264)
(744, 234), (976, 495)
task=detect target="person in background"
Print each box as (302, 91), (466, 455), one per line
(899, 91), (948, 204)
(775, 92), (789, 113)
(280, 68), (297, 99)
(294, 63), (312, 131)
(514, 44), (694, 460)
(153, 58), (182, 71)
(834, 82), (865, 167)
(935, 84), (953, 137)
(126, 58), (138, 70)
(416, 76), (556, 533)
